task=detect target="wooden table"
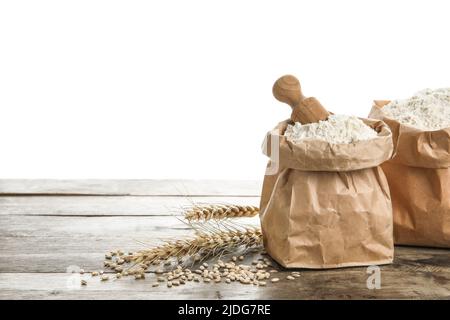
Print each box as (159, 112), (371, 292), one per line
(0, 180), (449, 300)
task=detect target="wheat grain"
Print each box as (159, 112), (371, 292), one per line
(184, 204), (259, 221)
(89, 219), (296, 289)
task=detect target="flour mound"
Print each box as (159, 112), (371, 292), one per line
(284, 114), (377, 144)
(383, 88), (450, 131)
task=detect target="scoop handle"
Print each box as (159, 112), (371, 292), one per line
(272, 75), (305, 108)
(292, 97), (329, 124)
(272, 74), (330, 124)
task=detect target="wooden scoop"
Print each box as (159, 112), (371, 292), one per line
(272, 75), (330, 124)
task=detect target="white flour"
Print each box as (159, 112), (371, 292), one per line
(383, 88), (450, 131)
(284, 114), (377, 144)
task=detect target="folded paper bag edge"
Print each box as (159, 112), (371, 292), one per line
(262, 118), (394, 172)
(369, 102), (450, 168)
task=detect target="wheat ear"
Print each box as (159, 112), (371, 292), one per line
(184, 204), (259, 221)
(126, 226), (262, 270)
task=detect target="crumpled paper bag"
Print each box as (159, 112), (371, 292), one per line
(369, 101), (450, 248)
(260, 118), (394, 268)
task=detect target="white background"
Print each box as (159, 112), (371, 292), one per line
(1, 0), (449, 179)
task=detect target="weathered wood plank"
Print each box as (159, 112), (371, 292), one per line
(1, 215), (449, 276)
(0, 180), (449, 300)
(0, 196), (260, 216)
(2, 239), (449, 275)
(0, 180), (262, 196)
(0, 269), (449, 300)
(0, 215), (260, 272)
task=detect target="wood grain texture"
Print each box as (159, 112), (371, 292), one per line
(291, 97), (329, 124)
(0, 196), (260, 216)
(1, 214), (449, 275)
(0, 269), (449, 300)
(272, 75), (304, 108)
(272, 75), (329, 124)
(0, 179), (261, 196)
(0, 215), (259, 273)
(0, 179), (449, 300)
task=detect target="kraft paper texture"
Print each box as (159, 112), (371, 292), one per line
(369, 101), (450, 248)
(260, 118), (395, 268)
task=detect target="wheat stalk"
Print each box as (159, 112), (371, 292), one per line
(184, 204), (259, 221)
(126, 224), (262, 272)
(94, 221), (282, 287)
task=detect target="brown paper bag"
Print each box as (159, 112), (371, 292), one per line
(260, 118), (394, 268)
(369, 101), (450, 248)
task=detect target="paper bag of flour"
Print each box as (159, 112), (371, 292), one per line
(369, 101), (450, 248)
(259, 118), (394, 268)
